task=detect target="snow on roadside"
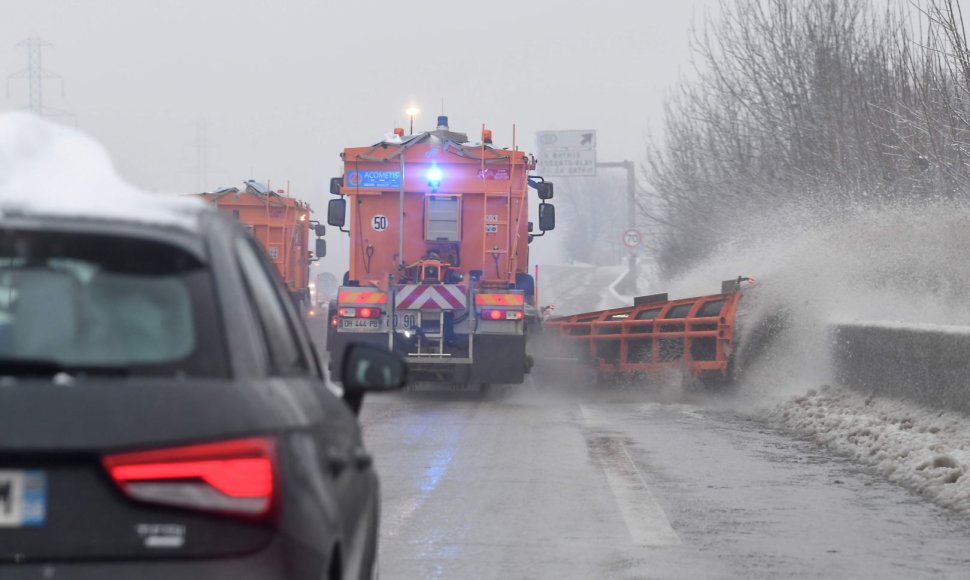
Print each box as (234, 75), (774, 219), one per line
(768, 385), (970, 512)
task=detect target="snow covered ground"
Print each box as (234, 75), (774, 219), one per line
(768, 385), (970, 513)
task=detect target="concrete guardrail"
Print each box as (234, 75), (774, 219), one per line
(833, 321), (970, 415)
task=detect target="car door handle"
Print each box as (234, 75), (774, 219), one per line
(326, 449), (349, 476)
(354, 448), (373, 471)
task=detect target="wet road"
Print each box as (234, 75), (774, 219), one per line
(360, 387), (970, 579)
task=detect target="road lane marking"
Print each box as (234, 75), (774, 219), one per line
(580, 404), (681, 547)
(383, 444), (460, 538)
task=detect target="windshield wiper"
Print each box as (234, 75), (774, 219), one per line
(0, 358), (129, 378)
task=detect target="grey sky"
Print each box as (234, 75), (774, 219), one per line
(1, 0), (716, 206)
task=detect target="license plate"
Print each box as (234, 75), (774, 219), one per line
(340, 318), (381, 330)
(393, 312), (420, 329)
(0, 470), (47, 527)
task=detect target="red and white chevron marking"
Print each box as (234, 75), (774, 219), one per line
(395, 285), (467, 309)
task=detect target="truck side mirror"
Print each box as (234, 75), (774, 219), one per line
(537, 182), (554, 200)
(315, 238), (327, 258)
(539, 203), (555, 231)
(328, 198), (346, 227)
(314, 223), (326, 237)
(330, 177), (343, 196)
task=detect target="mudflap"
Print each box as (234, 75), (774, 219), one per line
(470, 334), (527, 384)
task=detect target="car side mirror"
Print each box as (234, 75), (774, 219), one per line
(328, 198), (346, 228)
(314, 223), (326, 237)
(341, 343), (408, 393)
(539, 203), (555, 231)
(315, 238), (326, 258)
(330, 177), (343, 195)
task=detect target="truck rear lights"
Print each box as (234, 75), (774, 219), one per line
(481, 309), (523, 321)
(339, 307), (382, 318)
(102, 437), (277, 520)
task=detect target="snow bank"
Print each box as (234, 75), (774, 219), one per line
(0, 112), (202, 228)
(770, 385), (970, 512)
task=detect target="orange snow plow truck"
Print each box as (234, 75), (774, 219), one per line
(193, 181), (326, 309)
(326, 116), (555, 386)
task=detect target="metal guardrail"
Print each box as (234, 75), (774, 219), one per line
(834, 322), (970, 415)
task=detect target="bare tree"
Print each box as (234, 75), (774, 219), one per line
(643, 0), (970, 278)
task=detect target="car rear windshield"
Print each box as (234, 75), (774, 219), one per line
(0, 229), (228, 378)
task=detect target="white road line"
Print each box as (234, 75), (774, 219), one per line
(580, 404), (681, 547)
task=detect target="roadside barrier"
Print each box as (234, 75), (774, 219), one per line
(834, 322), (970, 415)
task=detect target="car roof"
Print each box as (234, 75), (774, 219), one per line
(0, 112), (212, 241)
(0, 212), (212, 260)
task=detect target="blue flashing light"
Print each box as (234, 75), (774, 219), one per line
(427, 165), (443, 184)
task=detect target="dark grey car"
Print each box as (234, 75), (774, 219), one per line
(0, 206), (404, 579)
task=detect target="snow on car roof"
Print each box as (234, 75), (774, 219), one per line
(0, 112), (205, 230)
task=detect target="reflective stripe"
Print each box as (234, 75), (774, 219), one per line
(475, 293), (525, 306)
(338, 291), (388, 304)
(395, 285), (467, 309)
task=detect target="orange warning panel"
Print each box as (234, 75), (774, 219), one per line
(338, 291), (388, 305)
(475, 293), (525, 306)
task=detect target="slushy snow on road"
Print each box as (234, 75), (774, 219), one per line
(770, 386), (970, 512)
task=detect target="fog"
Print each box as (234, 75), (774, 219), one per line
(1, 1), (714, 209)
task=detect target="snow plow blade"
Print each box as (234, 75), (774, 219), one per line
(538, 278), (751, 386)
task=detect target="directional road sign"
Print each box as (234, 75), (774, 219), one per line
(536, 130), (596, 176)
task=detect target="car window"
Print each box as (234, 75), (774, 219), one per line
(0, 230), (228, 377)
(235, 237), (308, 375)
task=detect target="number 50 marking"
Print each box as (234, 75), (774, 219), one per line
(372, 215), (388, 231)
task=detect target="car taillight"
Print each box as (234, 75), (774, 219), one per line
(102, 437), (277, 521)
(338, 307), (381, 318)
(480, 309), (523, 321)
(331, 316), (338, 327)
